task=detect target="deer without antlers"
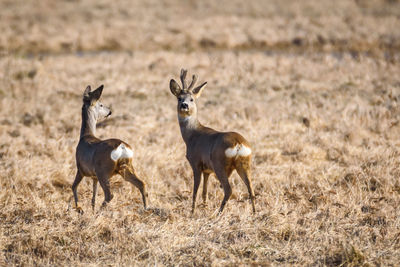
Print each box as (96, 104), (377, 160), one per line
(169, 69), (256, 214)
(72, 85), (147, 213)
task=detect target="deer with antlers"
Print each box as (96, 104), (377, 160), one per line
(169, 69), (256, 214)
(72, 85), (147, 213)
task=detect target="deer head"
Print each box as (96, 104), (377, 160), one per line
(169, 69), (207, 118)
(82, 85), (112, 121)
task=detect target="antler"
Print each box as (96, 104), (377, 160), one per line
(180, 69), (188, 90)
(180, 69), (201, 93)
(187, 74), (198, 90)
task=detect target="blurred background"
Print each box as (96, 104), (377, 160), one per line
(1, 0), (399, 55)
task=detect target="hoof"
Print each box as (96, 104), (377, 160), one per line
(75, 206), (84, 214)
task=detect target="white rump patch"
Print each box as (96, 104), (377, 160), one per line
(225, 144), (252, 158)
(110, 143), (133, 161)
(225, 147), (238, 158)
(238, 145), (252, 156)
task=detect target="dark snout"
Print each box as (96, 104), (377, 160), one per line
(180, 103), (189, 110)
(107, 110), (112, 117)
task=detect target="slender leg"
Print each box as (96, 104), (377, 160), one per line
(97, 174), (113, 208)
(191, 168), (202, 213)
(122, 166), (147, 209)
(91, 179), (98, 211)
(215, 168), (232, 214)
(71, 171), (84, 213)
(202, 172), (210, 206)
(219, 181), (232, 214)
(236, 160), (256, 213)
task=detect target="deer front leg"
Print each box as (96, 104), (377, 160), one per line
(202, 172), (210, 206)
(91, 179), (98, 211)
(191, 168), (202, 214)
(122, 166), (148, 210)
(71, 171), (84, 213)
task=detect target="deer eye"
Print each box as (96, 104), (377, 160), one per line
(190, 98), (194, 102)
(178, 97), (182, 102)
(100, 104), (103, 107)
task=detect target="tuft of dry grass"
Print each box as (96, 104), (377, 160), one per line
(1, 0), (400, 266)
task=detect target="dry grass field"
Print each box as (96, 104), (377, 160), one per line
(1, 0), (400, 266)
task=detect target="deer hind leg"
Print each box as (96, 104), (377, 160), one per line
(121, 164), (147, 210)
(215, 167), (232, 214)
(71, 171), (84, 213)
(91, 178), (98, 211)
(202, 172), (210, 206)
(96, 173), (113, 208)
(191, 168), (202, 214)
(235, 157), (256, 213)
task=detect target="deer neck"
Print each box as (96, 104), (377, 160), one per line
(80, 105), (97, 138)
(178, 113), (201, 144)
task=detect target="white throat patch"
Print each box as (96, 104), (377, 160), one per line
(179, 115), (192, 123)
(111, 143), (133, 161)
(225, 144), (252, 158)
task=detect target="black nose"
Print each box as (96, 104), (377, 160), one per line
(180, 103), (188, 109)
(108, 110), (112, 116)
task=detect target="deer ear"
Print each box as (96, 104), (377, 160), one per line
(90, 85), (104, 101)
(170, 79), (181, 97)
(192, 82), (207, 98)
(83, 85), (91, 100)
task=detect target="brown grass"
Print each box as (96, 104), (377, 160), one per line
(1, 0), (400, 266)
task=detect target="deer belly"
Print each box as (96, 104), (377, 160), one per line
(200, 162), (213, 173)
(111, 144), (133, 161)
